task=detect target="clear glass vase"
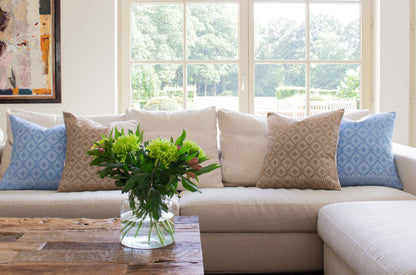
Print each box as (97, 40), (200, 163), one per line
(120, 197), (176, 249)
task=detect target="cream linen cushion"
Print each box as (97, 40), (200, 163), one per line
(126, 107), (222, 188)
(218, 109), (268, 186)
(180, 186), (415, 233)
(0, 190), (180, 218)
(343, 109), (370, 120)
(58, 112), (138, 192)
(0, 109), (126, 179)
(257, 109), (344, 190)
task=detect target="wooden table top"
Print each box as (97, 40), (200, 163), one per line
(0, 215), (203, 275)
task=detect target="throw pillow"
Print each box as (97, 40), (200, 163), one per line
(256, 109), (344, 190)
(58, 112), (138, 192)
(337, 112), (403, 189)
(126, 107), (223, 188)
(218, 108), (268, 186)
(0, 108), (126, 179)
(0, 116), (66, 190)
(343, 109), (371, 121)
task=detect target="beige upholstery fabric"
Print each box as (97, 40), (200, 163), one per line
(393, 143), (416, 196)
(58, 112), (138, 192)
(126, 107), (222, 188)
(343, 109), (371, 120)
(0, 190), (180, 218)
(324, 244), (355, 275)
(257, 110), (344, 190)
(202, 232), (323, 273)
(218, 108), (268, 186)
(0, 109), (126, 179)
(318, 201), (416, 275)
(179, 186), (415, 233)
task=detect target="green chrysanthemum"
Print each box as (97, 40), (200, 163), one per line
(92, 137), (109, 150)
(146, 138), (178, 168)
(112, 134), (140, 161)
(183, 140), (206, 159)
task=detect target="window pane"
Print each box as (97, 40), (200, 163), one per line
(187, 4), (238, 60)
(188, 64), (238, 110)
(255, 64), (306, 116)
(310, 64), (360, 115)
(254, 3), (306, 61)
(130, 4), (183, 61)
(131, 64), (183, 111)
(310, 4), (360, 60)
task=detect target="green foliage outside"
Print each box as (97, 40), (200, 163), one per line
(275, 87), (339, 100)
(130, 5), (361, 107)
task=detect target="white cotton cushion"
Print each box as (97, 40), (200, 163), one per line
(125, 106), (222, 188)
(0, 109), (126, 179)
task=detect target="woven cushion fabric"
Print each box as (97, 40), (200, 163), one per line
(58, 112), (138, 192)
(218, 108), (268, 186)
(0, 116), (66, 190)
(180, 186), (415, 233)
(337, 112), (402, 189)
(0, 108), (126, 179)
(343, 109), (370, 121)
(125, 107), (222, 188)
(257, 109), (344, 190)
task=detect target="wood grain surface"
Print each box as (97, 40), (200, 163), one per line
(0, 216), (203, 275)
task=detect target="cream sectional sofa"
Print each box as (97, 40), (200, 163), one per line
(0, 107), (416, 274)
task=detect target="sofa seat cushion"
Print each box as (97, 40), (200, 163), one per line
(317, 201), (416, 275)
(0, 191), (180, 219)
(179, 186), (415, 233)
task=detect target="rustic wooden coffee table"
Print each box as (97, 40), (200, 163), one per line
(0, 215), (203, 274)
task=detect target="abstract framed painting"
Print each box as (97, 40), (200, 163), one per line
(0, 0), (60, 103)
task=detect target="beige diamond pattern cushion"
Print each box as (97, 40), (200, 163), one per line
(58, 112), (138, 192)
(256, 109), (344, 190)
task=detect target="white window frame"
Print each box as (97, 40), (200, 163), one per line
(119, 0), (372, 114)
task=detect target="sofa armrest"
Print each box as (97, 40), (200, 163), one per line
(393, 143), (416, 196)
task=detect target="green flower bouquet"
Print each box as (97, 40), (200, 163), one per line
(87, 126), (219, 249)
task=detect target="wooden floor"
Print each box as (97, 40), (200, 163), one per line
(0, 216), (203, 275)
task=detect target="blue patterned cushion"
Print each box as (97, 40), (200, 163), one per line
(337, 112), (402, 189)
(0, 116), (66, 190)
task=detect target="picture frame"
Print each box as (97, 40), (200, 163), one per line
(0, 0), (61, 104)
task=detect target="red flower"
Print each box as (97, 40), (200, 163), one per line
(186, 171), (196, 178)
(187, 157), (201, 170)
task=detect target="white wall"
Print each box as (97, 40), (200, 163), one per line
(0, 0), (118, 140)
(373, 0), (410, 145)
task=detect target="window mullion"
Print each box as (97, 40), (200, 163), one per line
(245, 0), (255, 113)
(305, 2), (310, 116)
(183, 2), (188, 110)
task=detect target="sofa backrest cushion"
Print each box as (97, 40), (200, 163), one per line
(126, 106), (223, 188)
(218, 108), (268, 186)
(256, 109), (344, 190)
(337, 112), (403, 189)
(0, 116), (66, 190)
(0, 109), (126, 180)
(58, 112), (138, 192)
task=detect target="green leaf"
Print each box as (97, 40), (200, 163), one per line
(174, 130), (187, 146)
(181, 177), (199, 192)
